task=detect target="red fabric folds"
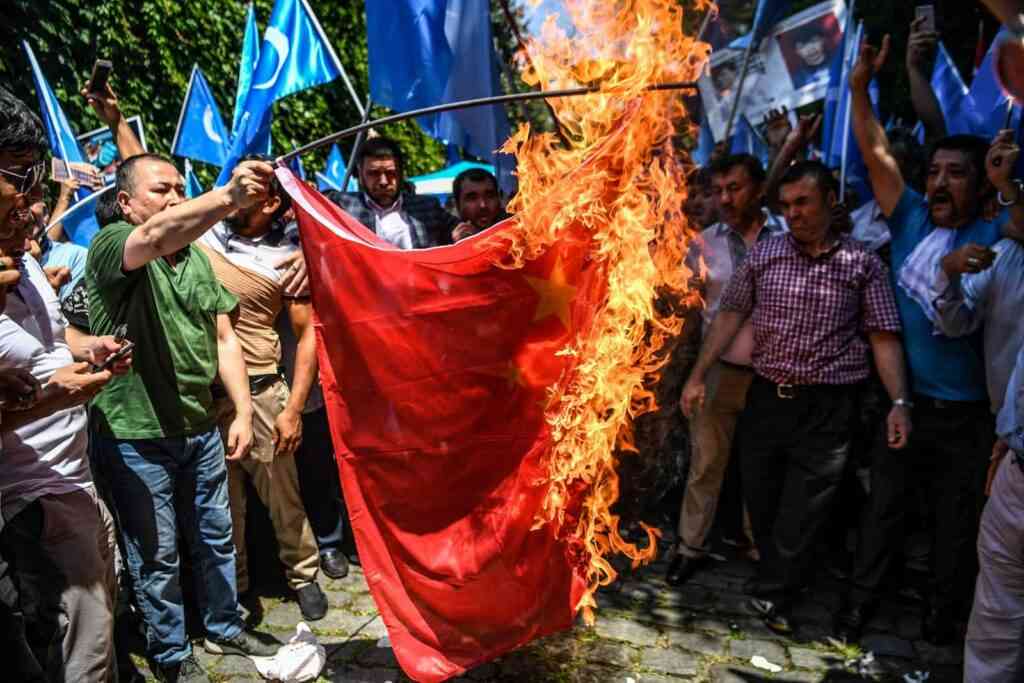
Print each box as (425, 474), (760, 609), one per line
(278, 169), (598, 682)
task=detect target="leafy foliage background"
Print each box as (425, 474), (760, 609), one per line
(0, 0), (1007, 186)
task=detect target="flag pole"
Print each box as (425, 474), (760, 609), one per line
(722, 37), (757, 142)
(341, 93), (374, 194)
(277, 81), (697, 164)
(839, 22), (864, 204)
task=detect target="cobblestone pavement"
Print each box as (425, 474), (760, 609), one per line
(133, 535), (965, 682)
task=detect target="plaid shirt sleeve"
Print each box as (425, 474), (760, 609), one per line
(718, 252), (755, 315)
(861, 253), (902, 333)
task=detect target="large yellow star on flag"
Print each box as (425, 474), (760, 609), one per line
(524, 255), (578, 330)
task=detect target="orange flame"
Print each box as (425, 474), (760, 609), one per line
(497, 0), (711, 622)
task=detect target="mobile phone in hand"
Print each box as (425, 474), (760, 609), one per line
(91, 340), (135, 373)
(915, 5), (936, 33)
(88, 59), (113, 96)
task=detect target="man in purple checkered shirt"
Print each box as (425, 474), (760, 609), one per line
(681, 161), (913, 636)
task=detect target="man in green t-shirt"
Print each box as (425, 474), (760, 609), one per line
(87, 153), (281, 682)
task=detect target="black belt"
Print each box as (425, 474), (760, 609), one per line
(211, 373), (282, 399)
(912, 394), (989, 412)
(754, 375), (856, 400)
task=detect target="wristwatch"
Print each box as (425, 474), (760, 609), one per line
(997, 179), (1024, 207)
(893, 398), (914, 409)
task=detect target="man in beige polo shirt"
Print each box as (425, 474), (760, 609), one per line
(198, 159), (326, 622)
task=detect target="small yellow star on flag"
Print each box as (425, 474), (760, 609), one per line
(524, 255), (578, 330)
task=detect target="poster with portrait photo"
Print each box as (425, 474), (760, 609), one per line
(77, 115), (148, 184)
(698, 0), (847, 141)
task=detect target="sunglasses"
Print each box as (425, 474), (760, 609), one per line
(0, 159), (46, 195)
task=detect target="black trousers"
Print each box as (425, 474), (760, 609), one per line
(294, 407), (350, 553)
(849, 397), (995, 610)
(738, 376), (856, 595)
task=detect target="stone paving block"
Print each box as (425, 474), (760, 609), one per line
(640, 645), (699, 676)
(594, 616), (661, 646)
(323, 665), (402, 682)
(359, 644), (401, 668)
(211, 653), (261, 677)
(727, 637), (788, 665)
(325, 588), (351, 609)
(861, 633), (915, 660)
(581, 639), (636, 668)
(665, 629), (727, 655)
(324, 638), (371, 664)
(789, 647), (845, 670)
(644, 605), (689, 628)
(713, 591), (755, 616)
(346, 592), (380, 614)
(264, 600), (304, 628)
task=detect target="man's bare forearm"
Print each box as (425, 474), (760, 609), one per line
(286, 301), (318, 413)
(124, 187), (235, 270)
(870, 331), (910, 402)
(690, 310), (747, 381)
(216, 314), (253, 418)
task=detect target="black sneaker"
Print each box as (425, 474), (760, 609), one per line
(203, 629), (281, 657)
(749, 597), (794, 636)
(320, 549), (350, 580)
(296, 582), (329, 621)
(157, 654), (210, 683)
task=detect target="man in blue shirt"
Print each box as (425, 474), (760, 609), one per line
(837, 35), (1024, 644)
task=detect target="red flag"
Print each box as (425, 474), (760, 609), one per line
(279, 170), (603, 682)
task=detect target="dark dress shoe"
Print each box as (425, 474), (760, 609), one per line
(833, 601), (873, 642)
(748, 597), (794, 636)
(320, 549), (349, 579)
(922, 606), (955, 645)
(666, 554), (705, 586)
(296, 582), (329, 621)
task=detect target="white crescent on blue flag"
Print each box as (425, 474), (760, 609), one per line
(233, 3), (272, 156)
(218, 0), (344, 185)
(365, 0), (512, 171)
(171, 65), (231, 167)
(22, 41), (100, 246)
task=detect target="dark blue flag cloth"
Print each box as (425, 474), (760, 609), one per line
(184, 160), (205, 199)
(23, 41), (100, 245)
(693, 116), (715, 167)
(218, 0), (344, 184)
(730, 0), (793, 50)
(729, 115), (770, 167)
(365, 0), (511, 169)
(232, 3), (272, 156)
(171, 66), (231, 167)
(932, 42), (973, 136)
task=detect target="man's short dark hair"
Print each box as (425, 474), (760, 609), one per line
(95, 186), (121, 227)
(928, 135), (989, 185)
(356, 137), (404, 177)
(708, 154), (767, 185)
(453, 168), (498, 204)
(115, 153), (176, 197)
(0, 87), (46, 155)
(888, 126), (927, 190)
(778, 160), (839, 199)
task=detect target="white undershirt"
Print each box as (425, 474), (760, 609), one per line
(367, 195), (413, 249)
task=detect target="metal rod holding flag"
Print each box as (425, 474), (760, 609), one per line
(341, 93), (374, 195)
(839, 21), (864, 204)
(278, 81), (697, 164)
(43, 183), (115, 234)
(722, 38), (757, 142)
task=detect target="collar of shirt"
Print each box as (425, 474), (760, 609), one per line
(709, 209), (786, 241)
(365, 193), (404, 216)
(784, 231), (845, 259)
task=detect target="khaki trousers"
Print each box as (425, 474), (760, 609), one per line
(216, 379), (319, 593)
(677, 362), (754, 557)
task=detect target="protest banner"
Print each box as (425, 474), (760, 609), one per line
(699, 0), (847, 141)
(77, 114), (147, 183)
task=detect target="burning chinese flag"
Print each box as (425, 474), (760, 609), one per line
(279, 169), (610, 681)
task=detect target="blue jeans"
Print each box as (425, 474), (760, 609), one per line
(95, 428), (243, 667)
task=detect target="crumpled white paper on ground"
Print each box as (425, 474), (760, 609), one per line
(250, 622), (326, 682)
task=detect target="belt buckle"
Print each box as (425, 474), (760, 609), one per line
(776, 383), (796, 399)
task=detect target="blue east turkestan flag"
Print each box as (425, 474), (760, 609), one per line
(932, 42), (974, 136)
(171, 65), (231, 167)
(22, 41), (99, 246)
(184, 159), (205, 199)
(730, 0), (793, 50)
(825, 21), (878, 207)
(966, 28), (1020, 139)
(729, 115), (770, 167)
(365, 0), (512, 172)
(218, 0), (345, 185)
(233, 3), (272, 156)
(693, 116), (715, 167)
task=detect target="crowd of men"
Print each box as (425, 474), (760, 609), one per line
(2, 16), (1024, 683)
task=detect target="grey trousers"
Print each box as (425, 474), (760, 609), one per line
(965, 454), (1024, 682)
(0, 487), (118, 682)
